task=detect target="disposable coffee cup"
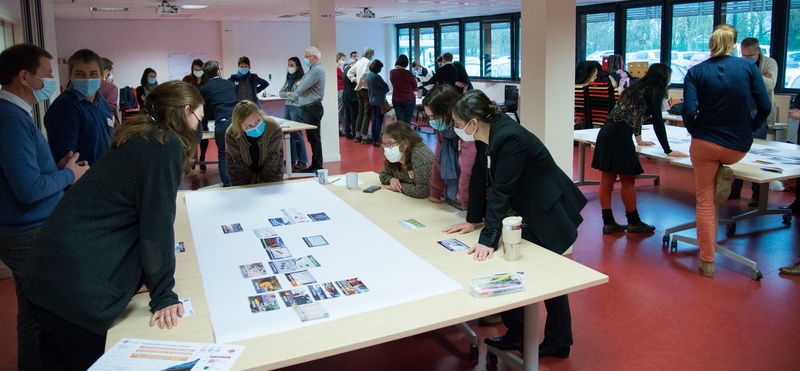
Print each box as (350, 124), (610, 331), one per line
(502, 216), (523, 261)
(316, 169), (328, 184)
(346, 172), (359, 189)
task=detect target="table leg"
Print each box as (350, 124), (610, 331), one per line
(284, 132), (293, 179)
(522, 302), (540, 371)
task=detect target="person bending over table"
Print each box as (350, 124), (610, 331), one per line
(24, 81), (201, 369)
(443, 90), (588, 358)
(591, 63), (688, 235)
(379, 121), (434, 198)
(225, 100), (284, 186)
(682, 24), (770, 278)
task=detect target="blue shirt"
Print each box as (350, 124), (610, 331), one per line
(682, 55), (771, 152)
(0, 94), (74, 234)
(45, 88), (114, 165)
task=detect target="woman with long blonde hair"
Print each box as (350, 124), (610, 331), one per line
(225, 100), (284, 186)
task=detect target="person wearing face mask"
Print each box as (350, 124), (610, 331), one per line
(136, 67), (158, 109)
(347, 47), (375, 143)
(183, 58), (211, 171)
(411, 60), (433, 96)
(390, 54), (418, 126)
(97, 57), (121, 126)
(341, 58), (359, 140)
(293, 46), (326, 173)
(728, 37), (778, 206)
(45, 49), (114, 166)
(444, 89), (587, 359)
(378, 121), (434, 199)
(224, 100), (284, 186)
(0, 43), (89, 371)
(423, 84), (476, 212)
(229, 56), (269, 109)
(279, 56), (308, 170)
(26, 81), (201, 369)
(366, 59), (390, 147)
(199, 60), (238, 187)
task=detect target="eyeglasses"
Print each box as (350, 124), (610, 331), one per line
(381, 141), (399, 149)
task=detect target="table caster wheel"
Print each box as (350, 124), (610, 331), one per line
(670, 240), (678, 252)
(726, 223), (736, 236)
(654, 178), (660, 186)
(470, 344), (478, 359)
(782, 214), (792, 224)
(487, 352), (498, 367)
(750, 269), (763, 281)
(662, 235), (669, 245)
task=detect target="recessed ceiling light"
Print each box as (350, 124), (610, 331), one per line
(90, 7), (128, 12)
(181, 5), (208, 10)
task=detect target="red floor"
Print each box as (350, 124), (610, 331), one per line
(2, 130), (800, 371)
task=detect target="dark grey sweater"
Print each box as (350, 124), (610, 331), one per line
(26, 129), (183, 335)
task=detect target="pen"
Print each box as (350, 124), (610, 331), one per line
(760, 167), (783, 174)
(331, 178), (341, 183)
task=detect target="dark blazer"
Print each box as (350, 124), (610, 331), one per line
(466, 115), (587, 254)
(342, 65), (358, 102)
(423, 63), (458, 88)
(229, 73), (269, 108)
(199, 77), (238, 123)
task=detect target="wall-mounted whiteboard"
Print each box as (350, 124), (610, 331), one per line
(167, 52), (210, 82)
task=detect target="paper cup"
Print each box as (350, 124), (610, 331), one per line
(346, 172), (359, 189)
(316, 169), (328, 184)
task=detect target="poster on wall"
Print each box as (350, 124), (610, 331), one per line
(167, 52), (211, 81)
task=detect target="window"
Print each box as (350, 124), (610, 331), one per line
(464, 22), (481, 76)
(440, 24), (460, 63)
(585, 12), (615, 62)
(484, 21), (512, 78)
(625, 5), (663, 66)
(419, 27), (435, 69)
(670, 2), (714, 84)
(397, 26), (435, 70)
(785, 0), (800, 88)
(723, 0), (773, 57)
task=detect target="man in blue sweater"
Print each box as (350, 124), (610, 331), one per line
(44, 49), (114, 166)
(200, 60), (238, 186)
(0, 43), (89, 371)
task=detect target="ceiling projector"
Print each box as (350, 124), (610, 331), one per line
(356, 7), (375, 18)
(156, 1), (180, 14)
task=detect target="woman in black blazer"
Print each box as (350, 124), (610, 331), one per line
(445, 90), (588, 358)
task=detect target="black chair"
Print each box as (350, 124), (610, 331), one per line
(500, 85), (520, 122)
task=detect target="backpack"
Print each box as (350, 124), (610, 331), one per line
(119, 86), (138, 110)
(668, 103), (683, 115)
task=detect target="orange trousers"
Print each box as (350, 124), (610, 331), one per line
(689, 138), (746, 262)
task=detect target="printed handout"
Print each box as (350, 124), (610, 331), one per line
(302, 235), (329, 247)
(307, 212), (330, 222)
(398, 219), (425, 229)
(260, 236), (287, 249)
(335, 278), (370, 296)
(266, 247), (293, 260)
(251, 276), (282, 293)
(285, 270), (318, 286)
(293, 302), (329, 321)
(221, 223), (244, 234)
(279, 288), (313, 307)
(239, 263), (267, 278)
(437, 238), (470, 251)
(248, 293), (280, 313)
(308, 282), (340, 300)
(253, 226), (277, 239)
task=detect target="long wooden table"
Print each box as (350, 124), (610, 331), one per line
(106, 172), (608, 371)
(202, 117), (317, 179)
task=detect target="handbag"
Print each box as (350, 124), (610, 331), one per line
(380, 101), (393, 115)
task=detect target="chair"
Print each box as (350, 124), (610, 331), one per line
(627, 62), (649, 79)
(500, 85), (520, 122)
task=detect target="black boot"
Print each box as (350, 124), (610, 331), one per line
(601, 209), (626, 234)
(626, 209), (655, 233)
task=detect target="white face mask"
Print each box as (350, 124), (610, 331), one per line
(383, 145), (403, 163)
(106, 73), (114, 82)
(288, 66), (297, 74)
(454, 120), (476, 142)
(193, 70), (204, 77)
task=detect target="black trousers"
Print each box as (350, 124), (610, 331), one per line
(499, 294), (573, 347)
(29, 301), (107, 371)
(0, 229), (40, 371)
(301, 101), (324, 169)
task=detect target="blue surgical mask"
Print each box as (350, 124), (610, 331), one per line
(30, 75), (57, 102)
(245, 120), (265, 138)
(429, 118), (447, 131)
(303, 58), (311, 67)
(147, 77), (157, 85)
(746, 55), (758, 63)
(238, 67), (250, 76)
(72, 78), (102, 97)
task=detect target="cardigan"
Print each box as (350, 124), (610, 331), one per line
(26, 129), (184, 335)
(379, 142), (434, 199)
(366, 72), (390, 105)
(466, 115), (587, 254)
(225, 117), (284, 186)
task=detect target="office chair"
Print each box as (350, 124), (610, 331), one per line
(500, 85), (520, 123)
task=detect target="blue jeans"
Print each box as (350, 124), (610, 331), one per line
(215, 118), (231, 187)
(0, 228), (41, 371)
(393, 99), (416, 126)
(286, 105), (308, 167)
(370, 104), (385, 143)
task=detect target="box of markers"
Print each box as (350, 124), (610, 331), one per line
(469, 272), (525, 297)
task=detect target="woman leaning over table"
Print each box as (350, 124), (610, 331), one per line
(225, 100), (284, 186)
(379, 121), (434, 198)
(682, 24), (770, 278)
(24, 81), (201, 369)
(443, 89), (587, 358)
(591, 63), (688, 235)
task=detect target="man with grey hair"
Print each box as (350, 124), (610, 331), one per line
(729, 37), (778, 206)
(347, 47), (375, 143)
(199, 60), (238, 186)
(295, 46), (326, 172)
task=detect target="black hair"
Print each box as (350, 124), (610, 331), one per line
(451, 89), (502, 125)
(238, 56), (251, 66)
(369, 59), (384, 73)
(422, 84), (461, 126)
(140, 67), (157, 87)
(621, 63), (671, 99)
(395, 55), (409, 68)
